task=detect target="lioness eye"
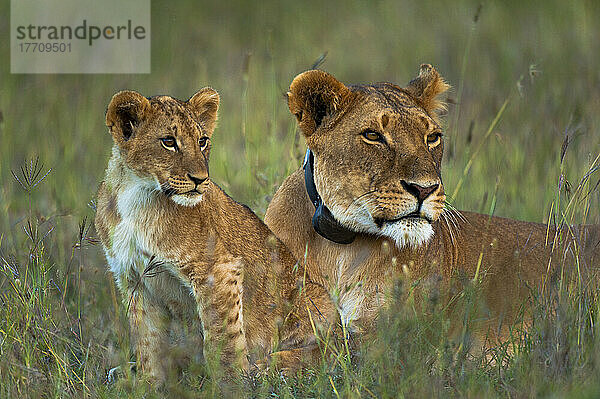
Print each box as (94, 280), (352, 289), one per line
(362, 130), (383, 142)
(426, 132), (443, 146)
(160, 136), (178, 151)
(199, 137), (209, 149)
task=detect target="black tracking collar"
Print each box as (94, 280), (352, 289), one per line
(303, 149), (356, 244)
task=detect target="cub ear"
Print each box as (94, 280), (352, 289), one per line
(106, 90), (150, 142)
(287, 70), (351, 138)
(188, 87), (220, 136)
(405, 64), (450, 116)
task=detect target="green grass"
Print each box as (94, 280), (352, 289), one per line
(2, 0), (600, 397)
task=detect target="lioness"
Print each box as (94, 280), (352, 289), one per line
(265, 65), (600, 344)
(95, 89), (337, 383)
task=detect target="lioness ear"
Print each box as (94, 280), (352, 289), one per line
(405, 64), (450, 116)
(287, 70), (351, 138)
(189, 87), (220, 136)
(106, 90), (150, 142)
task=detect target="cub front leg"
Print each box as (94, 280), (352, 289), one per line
(120, 266), (173, 384)
(190, 259), (249, 372)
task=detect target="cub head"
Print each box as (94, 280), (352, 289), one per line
(106, 88), (220, 206)
(288, 64), (449, 248)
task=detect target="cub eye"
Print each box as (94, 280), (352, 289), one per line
(426, 132), (443, 148)
(361, 129), (384, 143)
(160, 136), (178, 151)
(198, 137), (209, 149)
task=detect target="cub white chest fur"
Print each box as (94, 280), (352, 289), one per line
(108, 192), (151, 287)
(105, 164), (180, 290)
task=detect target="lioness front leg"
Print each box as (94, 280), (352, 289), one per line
(190, 259), (249, 372)
(259, 281), (341, 372)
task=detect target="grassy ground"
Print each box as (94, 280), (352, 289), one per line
(1, 0), (600, 397)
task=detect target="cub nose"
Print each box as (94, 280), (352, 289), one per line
(401, 180), (439, 202)
(188, 173), (208, 186)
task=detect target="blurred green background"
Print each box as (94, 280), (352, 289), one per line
(1, 0), (600, 396)
(2, 0), (599, 226)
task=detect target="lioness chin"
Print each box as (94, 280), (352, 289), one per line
(265, 64), (600, 346)
(95, 89), (338, 383)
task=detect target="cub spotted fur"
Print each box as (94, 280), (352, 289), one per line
(265, 65), (600, 345)
(95, 89), (338, 383)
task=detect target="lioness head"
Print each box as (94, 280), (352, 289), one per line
(105, 88), (220, 206)
(287, 64), (449, 248)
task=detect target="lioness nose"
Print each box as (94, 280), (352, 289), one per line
(401, 180), (439, 202)
(188, 173), (208, 186)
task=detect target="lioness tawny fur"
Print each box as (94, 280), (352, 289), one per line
(265, 65), (600, 346)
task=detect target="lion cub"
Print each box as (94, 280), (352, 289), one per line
(95, 89), (337, 383)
